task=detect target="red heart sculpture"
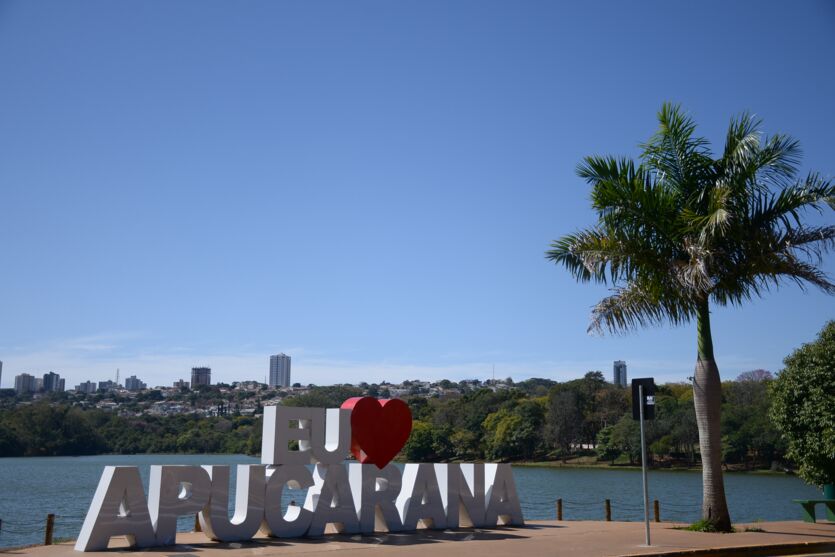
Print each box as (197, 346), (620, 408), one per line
(341, 397), (412, 469)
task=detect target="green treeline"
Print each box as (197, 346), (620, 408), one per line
(0, 404), (262, 457)
(401, 373), (784, 469)
(0, 374), (785, 470)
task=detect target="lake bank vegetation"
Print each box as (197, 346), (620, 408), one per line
(0, 371), (788, 472)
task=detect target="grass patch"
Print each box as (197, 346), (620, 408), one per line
(683, 519), (736, 533)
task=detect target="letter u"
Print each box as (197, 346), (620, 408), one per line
(199, 465), (266, 541)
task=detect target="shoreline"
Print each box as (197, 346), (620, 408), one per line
(512, 461), (792, 475)
(0, 453), (793, 475)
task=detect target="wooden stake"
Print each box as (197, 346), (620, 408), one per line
(44, 514), (55, 545)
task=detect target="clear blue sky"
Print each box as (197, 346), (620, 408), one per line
(1, 0), (833, 388)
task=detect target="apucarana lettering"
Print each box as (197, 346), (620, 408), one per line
(75, 397), (524, 551)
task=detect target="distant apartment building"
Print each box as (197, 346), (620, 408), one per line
(98, 380), (119, 392)
(613, 360), (628, 387)
(0, 360), (3, 389)
(269, 353), (291, 388)
(173, 379), (190, 389)
(125, 375), (147, 391)
(43, 371), (65, 393)
(75, 381), (97, 394)
(14, 373), (37, 395)
(191, 367), (211, 389)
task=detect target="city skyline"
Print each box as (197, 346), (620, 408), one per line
(0, 344), (774, 390)
(1, 2), (833, 391)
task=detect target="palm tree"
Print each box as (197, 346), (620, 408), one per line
(547, 103), (835, 531)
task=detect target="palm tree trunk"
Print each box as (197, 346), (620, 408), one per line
(692, 298), (732, 531)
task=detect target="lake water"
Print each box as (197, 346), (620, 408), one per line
(0, 454), (821, 548)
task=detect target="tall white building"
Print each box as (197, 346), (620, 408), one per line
(0, 360), (3, 389)
(269, 353), (291, 388)
(75, 381), (97, 394)
(125, 375), (147, 391)
(43, 371), (64, 393)
(14, 373), (36, 395)
(613, 360), (627, 387)
(98, 380), (118, 392)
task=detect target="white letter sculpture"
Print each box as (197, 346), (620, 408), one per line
(349, 463), (404, 533)
(75, 466), (156, 551)
(199, 465), (266, 542)
(76, 399), (525, 551)
(262, 464), (315, 538)
(148, 465), (212, 545)
(305, 463), (360, 536)
(397, 463), (447, 530)
(484, 463), (524, 526)
(436, 463), (488, 528)
(262, 406), (316, 465)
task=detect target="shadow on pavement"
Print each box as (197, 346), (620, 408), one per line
(102, 525), (555, 553)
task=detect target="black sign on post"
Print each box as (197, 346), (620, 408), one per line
(632, 378), (656, 420)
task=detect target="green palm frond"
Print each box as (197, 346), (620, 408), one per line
(578, 155), (681, 249)
(548, 104), (835, 334)
(719, 113), (801, 195)
(546, 231), (607, 284)
(781, 225), (835, 260)
(756, 252), (835, 295)
(752, 133), (802, 189)
(588, 279), (697, 335)
(642, 102), (713, 198)
(711, 224), (835, 305)
(547, 226), (674, 286)
(750, 173), (835, 230)
(722, 112), (762, 168)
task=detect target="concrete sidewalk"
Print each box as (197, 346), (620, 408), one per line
(5, 521), (835, 557)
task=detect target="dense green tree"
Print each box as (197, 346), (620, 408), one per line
(653, 385), (699, 462)
(0, 421), (23, 456)
(593, 385), (630, 431)
(609, 415), (642, 464)
(403, 420), (435, 461)
(722, 379), (783, 468)
(771, 321), (835, 487)
(546, 388), (582, 458)
(483, 399), (545, 460)
(432, 388), (517, 434)
(448, 428), (480, 460)
(3, 404), (105, 456)
(514, 378), (557, 397)
(406, 397), (433, 421)
(650, 435), (675, 460)
(547, 104), (834, 530)
(596, 426), (620, 463)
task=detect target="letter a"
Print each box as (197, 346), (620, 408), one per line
(75, 466), (155, 551)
